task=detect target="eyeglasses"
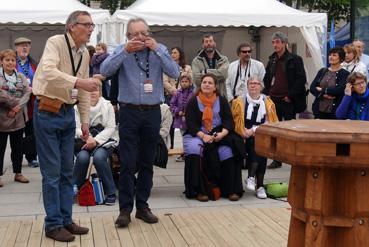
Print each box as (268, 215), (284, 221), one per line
(352, 80), (366, 86)
(240, 50), (252, 54)
(249, 82), (261, 86)
(76, 22), (95, 29)
(128, 31), (152, 38)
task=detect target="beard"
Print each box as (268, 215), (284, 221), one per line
(205, 47), (214, 53)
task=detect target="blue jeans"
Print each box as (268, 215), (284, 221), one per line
(73, 147), (116, 196)
(33, 100), (75, 232)
(118, 105), (161, 211)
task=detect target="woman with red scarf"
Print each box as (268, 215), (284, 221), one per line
(183, 74), (243, 202)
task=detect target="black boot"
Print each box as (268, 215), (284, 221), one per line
(219, 157), (243, 197)
(184, 154), (203, 198)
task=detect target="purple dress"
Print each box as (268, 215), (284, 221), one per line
(183, 96), (233, 161)
(170, 86), (194, 129)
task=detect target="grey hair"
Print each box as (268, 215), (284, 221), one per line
(247, 76), (265, 89)
(272, 31), (288, 43)
(125, 17), (150, 38)
(65, 11), (91, 33)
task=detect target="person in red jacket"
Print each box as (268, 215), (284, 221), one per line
(14, 37), (39, 168)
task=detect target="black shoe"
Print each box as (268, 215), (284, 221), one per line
(135, 207), (158, 224)
(267, 160), (282, 169)
(45, 227), (75, 242)
(115, 209), (131, 227)
(64, 222), (89, 235)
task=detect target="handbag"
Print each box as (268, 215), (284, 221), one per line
(74, 124), (106, 153)
(154, 137), (168, 169)
(78, 163), (96, 206)
(265, 182), (288, 198)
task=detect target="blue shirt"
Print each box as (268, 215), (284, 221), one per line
(101, 44), (180, 105)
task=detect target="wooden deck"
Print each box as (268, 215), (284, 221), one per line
(0, 207), (291, 247)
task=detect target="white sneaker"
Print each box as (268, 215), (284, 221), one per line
(256, 187), (267, 199)
(245, 177), (256, 191)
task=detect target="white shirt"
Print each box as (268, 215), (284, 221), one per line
(225, 58), (265, 102)
(360, 53), (369, 74)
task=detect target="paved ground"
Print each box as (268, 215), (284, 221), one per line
(0, 132), (291, 221)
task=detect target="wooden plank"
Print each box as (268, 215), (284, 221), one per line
(250, 209), (289, 240)
(54, 240), (67, 247)
(198, 210), (242, 247)
(1, 221), (21, 247)
(115, 217), (135, 247)
(149, 218), (175, 247)
(91, 217), (108, 247)
(102, 216), (120, 247)
(68, 218), (81, 247)
(179, 212), (216, 247)
(240, 208), (286, 246)
(221, 208), (271, 247)
(14, 220), (32, 247)
(136, 218), (161, 247)
(128, 219), (148, 247)
(158, 215), (188, 247)
(0, 222), (10, 247)
(169, 213), (201, 246)
(79, 217), (94, 247)
(259, 208), (291, 230)
(210, 209), (257, 247)
(28, 218), (44, 247)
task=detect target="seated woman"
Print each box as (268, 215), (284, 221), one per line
(231, 77), (276, 199)
(73, 87), (118, 205)
(336, 72), (369, 120)
(310, 47), (350, 119)
(183, 73), (243, 202)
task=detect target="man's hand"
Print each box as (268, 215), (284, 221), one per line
(82, 136), (97, 151)
(93, 74), (106, 81)
(144, 37), (158, 50)
(81, 123), (89, 141)
(75, 78), (100, 92)
(316, 86), (322, 92)
(125, 38), (145, 53)
(12, 105), (21, 113)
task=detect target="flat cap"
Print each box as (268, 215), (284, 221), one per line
(14, 37), (31, 45)
(271, 32), (288, 43)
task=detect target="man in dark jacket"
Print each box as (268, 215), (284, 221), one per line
(263, 31), (307, 169)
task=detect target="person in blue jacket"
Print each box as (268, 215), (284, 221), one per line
(336, 72), (369, 120)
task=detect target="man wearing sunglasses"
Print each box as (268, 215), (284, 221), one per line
(33, 10), (100, 242)
(263, 31), (307, 169)
(225, 43), (266, 102)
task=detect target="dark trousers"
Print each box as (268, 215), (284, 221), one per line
(245, 137), (267, 188)
(118, 105), (161, 211)
(0, 129), (24, 176)
(24, 120), (37, 162)
(274, 100), (296, 121)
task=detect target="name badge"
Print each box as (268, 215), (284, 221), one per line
(144, 79), (153, 94)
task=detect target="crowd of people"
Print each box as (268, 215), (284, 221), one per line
(0, 10), (368, 242)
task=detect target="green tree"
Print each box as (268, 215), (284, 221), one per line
(100, 0), (120, 15)
(79, 0), (90, 6)
(120, 0), (136, 9)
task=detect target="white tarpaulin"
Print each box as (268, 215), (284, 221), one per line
(109, 0), (327, 76)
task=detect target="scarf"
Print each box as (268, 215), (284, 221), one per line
(352, 88), (369, 120)
(246, 93), (266, 123)
(16, 57), (34, 85)
(198, 91), (217, 132)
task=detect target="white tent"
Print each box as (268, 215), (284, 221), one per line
(108, 0), (327, 102)
(0, 0), (110, 60)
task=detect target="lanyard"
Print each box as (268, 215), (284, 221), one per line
(64, 34), (83, 76)
(233, 60), (251, 97)
(134, 49), (150, 78)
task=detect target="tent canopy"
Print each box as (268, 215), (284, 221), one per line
(0, 0), (109, 24)
(112, 0), (326, 28)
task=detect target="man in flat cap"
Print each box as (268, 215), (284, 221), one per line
(263, 31), (307, 169)
(14, 37), (39, 168)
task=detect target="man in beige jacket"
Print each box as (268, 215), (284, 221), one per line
(32, 11), (99, 242)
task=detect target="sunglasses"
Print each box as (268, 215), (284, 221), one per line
(240, 50), (252, 54)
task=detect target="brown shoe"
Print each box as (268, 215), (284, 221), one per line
(45, 227), (75, 242)
(196, 194), (209, 202)
(135, 208), (158, 224)
(64, 222), (89, 235)
(229, 193), (240, 201)
(14, 174), (29, 183)
(115, 209), (131, 227)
